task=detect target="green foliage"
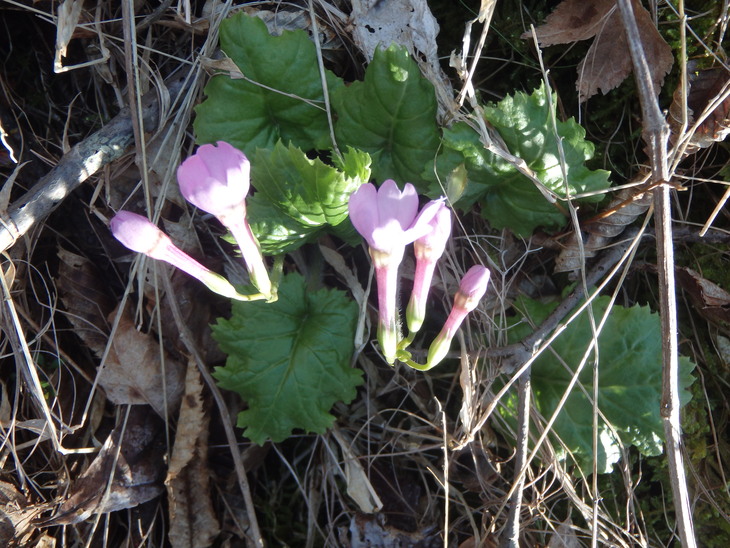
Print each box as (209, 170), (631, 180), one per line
(212, 273), (362, 444)
(427, 84), (611, 236)
(331, 44), (441, 186)
(247, 143), (370, 254)
(194, 13), (342, 156)
(503, 296), (695, 474)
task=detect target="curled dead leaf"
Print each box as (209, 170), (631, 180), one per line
(669, 67), (730, 154)
(524, 0), (673, 102)
(46, 408), (165, 526)
(99, 303), (185, 417)
(675, 267), (730, 331)
(165, 360), (220, 548)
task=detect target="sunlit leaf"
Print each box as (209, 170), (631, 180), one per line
(331, 44), (440, 186)
(194, 13), (341, 155)
(502, 295), (695, 474)
(427, 84), (611, 236)
(247, 143), (370, 254)
(212, 273), (362, 444)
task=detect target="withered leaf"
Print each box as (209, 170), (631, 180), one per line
(99, 303), (185, 418)
(676, 267), (730, 331)
(57, 248), (116, 355)
(524, 0), (616, 45)
(669, 67), (730, 152)
(165, 360), (220, 548)
(0, 480), (44, 547)
(47, 407), (165, 526)
(524, 0), (673, 102)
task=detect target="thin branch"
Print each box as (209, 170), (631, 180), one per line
(499, 370), (531, 548)
(615, 1), (696, 547)
(0, 74), (187, 254)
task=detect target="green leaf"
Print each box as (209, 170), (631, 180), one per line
(212, 273), (363, 444)
(246, 194), (321, 255)
(502, 296), (695, 474)
(194, 13), (342, 156)
(247, 143), (370, 254)
(331, 44), (440, 186)
(427, 84), (611, 236)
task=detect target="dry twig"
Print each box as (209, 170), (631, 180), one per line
(616, 0), (696, 546)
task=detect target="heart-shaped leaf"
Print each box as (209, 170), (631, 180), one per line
(212, 273), (362, 444)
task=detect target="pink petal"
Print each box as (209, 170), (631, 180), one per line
(348, 183), (379, 245)
(402, 198), (445, 244)
(455, 265), (490, 313)
(415, 202), (452, 255)
(377, 180), (418, 232)
(110, 211), (172, 258)
(177, 142), (250, 217)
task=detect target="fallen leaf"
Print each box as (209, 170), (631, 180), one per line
(54, 0), (84, 72)
(99, 303), (185, 418)
(165, 360), (220, 548)
(526, 0), (616, 45)
(675, 267), (730, 330)
(670, 67), (730, 153)
(57, 248), (116, 356)
(524, 0), (673, 102)
(331, 428), (382, 514)
(349, 0), (440, 64)
(348, 513), (444, 548)
(47, 407), (165, 526)
(0, 480), (45, 547)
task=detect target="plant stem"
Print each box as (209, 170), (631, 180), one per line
(616, 0), (696, 546)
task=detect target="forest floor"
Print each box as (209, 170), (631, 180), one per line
(0, 0), (729, 546)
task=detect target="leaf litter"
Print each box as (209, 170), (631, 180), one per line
(524, 0), (673, 102)
(0, 0), (729, 546)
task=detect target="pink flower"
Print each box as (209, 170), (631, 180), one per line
(110, 211), (241, 299)
(177, 141), (250, 223)
(406, 202), (452, 333)
(348, 180), (442, 363)
(426, 265), (490, 369)
(348, 180), (440, 268)
(177, 141), (271, 298)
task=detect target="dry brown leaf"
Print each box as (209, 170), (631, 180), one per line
(575, 9), (632, 101)
(347, 513), (445, 547)
(99, 303), (185, 417)
(525, 0), (673, 102)
(54, 0), (84, 72)
(670, 67), (730, 152)
(47, 407), (165, 526)
(0, 480), (46, 547)
(57, 248), (116, 355)
(349, 0), (440, 64)
(165, 360), (220, 548)
(675, 267), (730, 331)
(524, 0), (616, 45)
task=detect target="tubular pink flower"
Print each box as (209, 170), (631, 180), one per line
(348, 180), (440, 268)
(110, 211), (241, 299)
(427, 265), (490, 368)
(177, 141), (271, 297)
(348, 180), (442, 363)
(406, 202), (452, 333)
(177, 141), (250, 223)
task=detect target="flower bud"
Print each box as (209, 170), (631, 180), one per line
(425, 265), (490, 369)
(110, 211), (242, 299)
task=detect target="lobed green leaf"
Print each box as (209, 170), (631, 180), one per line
(427, 84), (611, 236)
(503, 295), (695, 474)
(247, 143), (370, 254)
(331, 44), (440, 186)
(194, 13), (341, 156)
(212, 273), (363, 444)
